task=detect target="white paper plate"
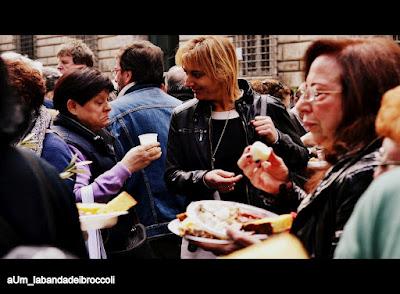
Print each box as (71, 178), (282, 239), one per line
(79, 211), (128, 231)
(168, 218), (269, 246)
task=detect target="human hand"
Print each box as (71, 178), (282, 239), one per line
(237, 146), (289, 195)
(189, 240), (242, 256)
(120, 142), (162, 173)
(203, 169), (243, 193)
(251, 116), (278, 144)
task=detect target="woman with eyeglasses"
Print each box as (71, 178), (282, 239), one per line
(234, 37), (400, 258)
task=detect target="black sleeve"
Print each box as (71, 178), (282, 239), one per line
(255, 172), (306, 214)
(266, 103), (309, 172)
(331, 168), (375, 252)
(273, 130), (309, 171)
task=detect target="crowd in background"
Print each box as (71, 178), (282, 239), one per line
(1, 36), (400, 259)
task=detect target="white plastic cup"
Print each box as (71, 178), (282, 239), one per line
(138, 133), (158, 145)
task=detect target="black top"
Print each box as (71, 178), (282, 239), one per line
(0, 146), (88, 258)
(211, 116), (247, 203)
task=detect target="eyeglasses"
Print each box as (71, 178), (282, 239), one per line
(298, 87), (341, 103)
(112, 68), (122, 77)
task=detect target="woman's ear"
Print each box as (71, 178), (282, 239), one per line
(66, 99), (78, 116)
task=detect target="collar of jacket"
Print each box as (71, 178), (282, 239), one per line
(124, 83), (162, 96)
(298, 137), (382, 211)
(53, 113), (115, 148)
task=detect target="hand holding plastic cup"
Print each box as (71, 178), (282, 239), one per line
(138, 133), (158, 145)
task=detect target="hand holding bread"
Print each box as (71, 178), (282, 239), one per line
(237, 142), (289, 195)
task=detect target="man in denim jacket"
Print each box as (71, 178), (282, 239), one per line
(108, 40), (188, 258)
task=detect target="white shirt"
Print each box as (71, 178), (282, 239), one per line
(117, 82), (135, 97)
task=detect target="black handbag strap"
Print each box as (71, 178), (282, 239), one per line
(260, 94), (268, 116)
(254, 94), (268, 117)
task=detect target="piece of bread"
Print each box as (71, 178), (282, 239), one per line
(97, 191), (137, 214)
(76, 203), (106, 215)
(221, 232), (309, 259)
(251, 141), (272, 161)
(242, 213), (294, 234)
(301, 132), (316, 147)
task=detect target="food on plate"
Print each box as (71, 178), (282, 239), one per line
(76, 203), (106, 215)
(177, 202), (268, 240)
(176, 212), (188, 222)
(171, 200), (294, 242)
(250, 141), (272, 161)
(97, 191), (137, 214)
(242, 213), (295, 235)
(77, 192), (137, 216)
(178, 217), (218, 239)
(221, 232), (309, 259)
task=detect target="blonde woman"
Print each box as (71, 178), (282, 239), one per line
(164, 36), (308, 258)
(165, 36), (307, 209)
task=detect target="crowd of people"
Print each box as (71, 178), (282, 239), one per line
(1, 35), (400, 259)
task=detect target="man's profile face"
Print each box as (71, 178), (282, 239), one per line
(113, 59), (131, 92)
(57, 55), (86, 75)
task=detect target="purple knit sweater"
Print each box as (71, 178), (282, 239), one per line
(68, 145), (131, 203)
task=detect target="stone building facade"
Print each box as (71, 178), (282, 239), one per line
(0, 34), (396, 88)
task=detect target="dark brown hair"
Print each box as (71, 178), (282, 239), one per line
(53, 68), (114, 115)
(304, 37), (400, 162)
(118, 40), (164, 85)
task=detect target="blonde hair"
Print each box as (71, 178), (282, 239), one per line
(376, 85), (400, 144)
(175, 36), (240, 100)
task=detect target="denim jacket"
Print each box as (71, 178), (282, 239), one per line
(108, 84), (189, 239)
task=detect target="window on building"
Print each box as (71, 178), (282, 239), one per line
(231, 35), (278, 79)
(16, 35), (36, 59)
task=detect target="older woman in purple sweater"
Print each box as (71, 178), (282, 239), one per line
(51, 68), (161, 258)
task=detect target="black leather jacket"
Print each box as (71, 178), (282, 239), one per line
(164, 79), (309, 207)
(285, 139), (381, 258)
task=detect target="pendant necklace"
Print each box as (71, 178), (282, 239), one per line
(211, 110), (231, 163)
